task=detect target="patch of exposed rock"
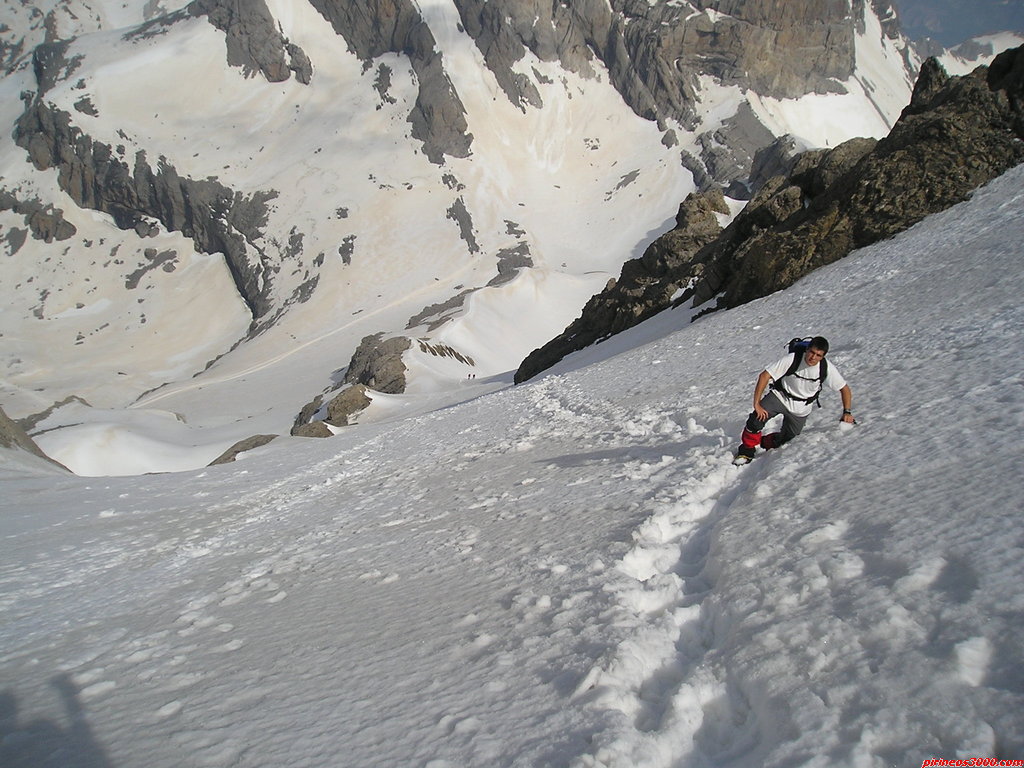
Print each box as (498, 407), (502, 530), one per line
(291, 420), (333, 438)
(293, 334), (412, 432)
(324, 384), (373, 427)
(0, 187), (76, 244)
(0, 406), (69, 472)
(695, 48), (1024, 310)
(291, 382), (372, 435)
(450, 0), (902, 189)
(344, 334), (412, 393)
(208, 433), (278, 464)
(516, 47), (1024, 383)
(693, 102), (779, 195)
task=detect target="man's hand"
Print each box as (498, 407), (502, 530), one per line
(840, 410), (856, 424)
(754, 403), (770, 421)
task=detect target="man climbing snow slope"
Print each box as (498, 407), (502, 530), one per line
(735, 336), (854, 465)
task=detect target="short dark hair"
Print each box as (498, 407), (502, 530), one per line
(810, 336), (830, 353)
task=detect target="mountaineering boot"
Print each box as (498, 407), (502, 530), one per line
(733, 444), (755, 465)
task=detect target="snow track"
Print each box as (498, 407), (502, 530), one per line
(567, 415), (761, 768)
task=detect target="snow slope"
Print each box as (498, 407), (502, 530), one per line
(2, 162), (1022, 767)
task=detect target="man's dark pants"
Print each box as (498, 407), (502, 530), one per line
(738, 391), (807, 457)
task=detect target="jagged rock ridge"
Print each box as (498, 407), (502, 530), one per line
(516, 46), (1024, 383)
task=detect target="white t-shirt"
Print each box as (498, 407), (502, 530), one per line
(765, 354), (847, 417)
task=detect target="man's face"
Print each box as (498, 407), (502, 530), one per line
(804, 346), (826, 365)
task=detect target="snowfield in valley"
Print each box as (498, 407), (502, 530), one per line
(2, 164), (1022, 766)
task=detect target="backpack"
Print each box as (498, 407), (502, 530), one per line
(771, 337), (828, 407)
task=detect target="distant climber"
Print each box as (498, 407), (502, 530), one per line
(734, 336), (854, 464)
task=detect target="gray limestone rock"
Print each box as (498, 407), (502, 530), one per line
(292, 335), (411, 433)
(344, 334), (412, 394)
(446, 197), (479, 253)
(452, 0), (877, 133)
(324, 384), (373, 426)
(14, 99), (278, 321)
(30, 40), (82, 96)
(0, 187), (77, 242)
(405, 290), (475, 331)
(291, 421), (333, 438)
(684, 47), (1024, 313)
(293, 394), (324, 431)
(697, 102), (778, 193)
(748, 135), (813, 197)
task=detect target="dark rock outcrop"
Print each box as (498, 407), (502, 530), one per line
(306, 0), (472, 163)
(0, 406), (69, 472)
(0, 187), (77, 243)
(293, 383), (374, 433)
(516, 47), (1024, 383)
(343, 333), (412, 393)
(293, 334), (412, 431)
(323, 383), (373, 427)
(189, 0), (313, 84)
(208, 433), (278, 464)
(748, 135), (812, 197)
(694, 102), (780, 194)
(703, 46), (1024, 309)
(291, 420), (333, 438)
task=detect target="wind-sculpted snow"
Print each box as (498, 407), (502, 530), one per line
(2, 165), (1023, 766)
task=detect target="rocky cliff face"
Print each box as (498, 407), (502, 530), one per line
(189, 0), (313, 85)
(306, 0), (472, 164)
(454, 0), (874, 125)
(452, 0), (898, 190)
(516, 46), (1024, 383)
(15, 95), (285, 324)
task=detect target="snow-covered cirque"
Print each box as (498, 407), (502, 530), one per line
(3, 150), (1023, 766)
